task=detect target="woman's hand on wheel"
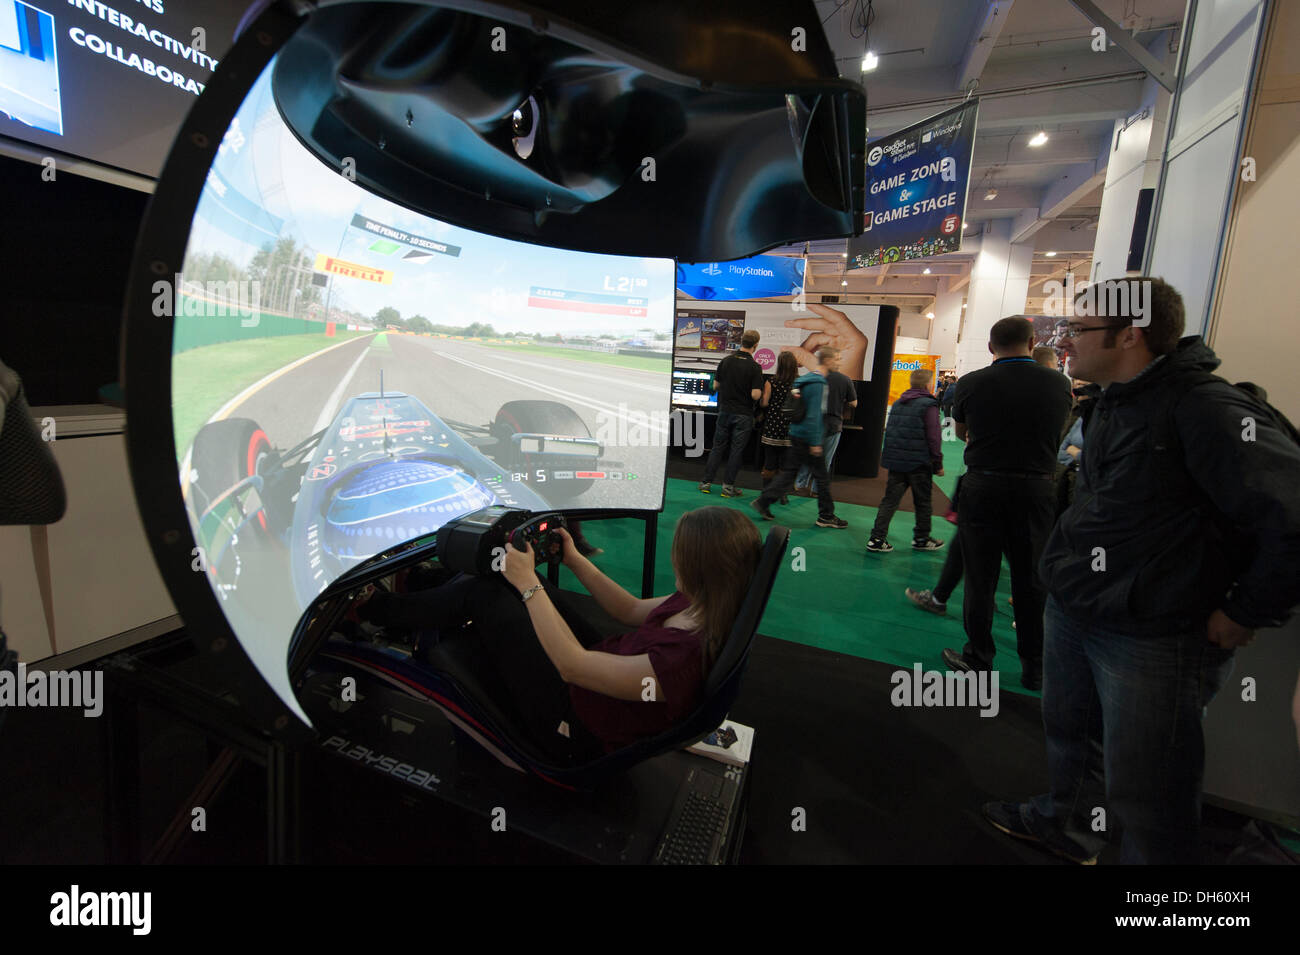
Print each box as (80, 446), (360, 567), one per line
(503, 541), (540, 595)
(554, 527), (582, 567)
(348, 583), (383, 622)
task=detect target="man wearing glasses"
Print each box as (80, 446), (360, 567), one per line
(982, 276), (1300, 864)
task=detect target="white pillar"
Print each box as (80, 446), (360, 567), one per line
(930, 281), (963, 370)
(956, 221), (1032, 374)
(1090, 34), (1173, 282)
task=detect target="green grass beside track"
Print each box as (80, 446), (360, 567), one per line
(172, 331), (372, 460)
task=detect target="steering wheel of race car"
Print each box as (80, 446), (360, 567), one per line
(508, 514), (567, 567)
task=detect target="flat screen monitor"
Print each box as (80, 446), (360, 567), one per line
(670, 301), (880, 408)
(0, 0), (243, 179)
(173, 58), (674, 722)
(671, 369), (717, 408)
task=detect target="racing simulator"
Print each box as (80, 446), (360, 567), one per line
(111, 0), (864, 863)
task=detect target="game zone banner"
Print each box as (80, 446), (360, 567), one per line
(849, 100), (978, 269)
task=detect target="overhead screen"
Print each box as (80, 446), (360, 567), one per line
(176, 59), (674, 717)
(0, 0), (243, 177)
(671, 301), (879, 408)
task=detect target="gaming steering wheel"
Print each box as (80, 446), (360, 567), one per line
(508, 513), (567, 567)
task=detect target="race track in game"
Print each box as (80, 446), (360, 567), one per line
(221, 331), (673, 511)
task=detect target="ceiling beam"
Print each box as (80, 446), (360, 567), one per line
(948, 268), (972, 293)
(1064, 0), (1176, 92)
(956, 1), (1015, 92)
(867, 74), (1143, 139)
(877, 263), (890, 286)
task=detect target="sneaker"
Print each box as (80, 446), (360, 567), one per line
(816, 515), (848, 529)
(698, 482), (711, 494)
(981, 802), (1098, 865)
(1012, 620), (1017, 631)
(913, 537), (945, 551)
(905, 588), (947, 615)
(721, 485), (743, 498)
(750, 499), (774, 521)
(865, 537), (893, 552)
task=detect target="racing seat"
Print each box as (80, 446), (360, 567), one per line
(321, 526), (788, 789)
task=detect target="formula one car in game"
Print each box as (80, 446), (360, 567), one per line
(185, 384), (612, 608)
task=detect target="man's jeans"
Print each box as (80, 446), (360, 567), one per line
(1024, 596), (1235, 864)
(794, 429), (841, 493)
(760, 438), (835, 519)
(702, 412), (754, 486)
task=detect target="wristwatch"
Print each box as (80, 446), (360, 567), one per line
(520, 583), (544, 603)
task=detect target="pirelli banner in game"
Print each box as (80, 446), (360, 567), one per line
(849, 101), (978, 269)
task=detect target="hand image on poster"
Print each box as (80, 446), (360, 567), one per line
(781, 303), (870, 380)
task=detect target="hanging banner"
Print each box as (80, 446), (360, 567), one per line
(676, 255), (805, 300)
(849, 100), (978, 269)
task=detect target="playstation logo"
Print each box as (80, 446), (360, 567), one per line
(702, 263), (722, 275)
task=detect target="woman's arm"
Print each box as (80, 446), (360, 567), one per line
(504, 544), (664, 701)
(557, 528), (671, 626)
(760, 379), (772, 408)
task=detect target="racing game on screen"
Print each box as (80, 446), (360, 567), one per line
(173, 59), (674, 716)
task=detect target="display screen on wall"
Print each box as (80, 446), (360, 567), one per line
(0, 0), (244, 177)
(849, 100), (978, 269)
(670, 300), (880, 409)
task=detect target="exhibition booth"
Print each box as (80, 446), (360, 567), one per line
(0, 0), (1295, 878)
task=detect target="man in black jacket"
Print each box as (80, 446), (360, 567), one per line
(983, 277), (1300, 864)
(942, 317), (1072, 689)
(700, 329), (764, 498)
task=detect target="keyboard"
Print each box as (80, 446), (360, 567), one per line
(652, 767), (741, 865)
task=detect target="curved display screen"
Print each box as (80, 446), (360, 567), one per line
(173, 59), (674, 721)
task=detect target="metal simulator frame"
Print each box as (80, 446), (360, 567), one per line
(110, 0), (862, 861)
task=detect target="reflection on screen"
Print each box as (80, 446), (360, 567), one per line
(173, 57), (674, 720)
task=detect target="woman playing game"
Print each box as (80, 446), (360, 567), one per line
(355, 506), (762, 763)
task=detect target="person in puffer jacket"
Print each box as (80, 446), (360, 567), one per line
(866, 369), (944, 553)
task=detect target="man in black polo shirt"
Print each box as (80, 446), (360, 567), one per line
(699, 329), (764, 497)
(942, 316), (1071, 689)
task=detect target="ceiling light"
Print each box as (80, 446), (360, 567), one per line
(961, 222), (968, 230)
(861, 51), (878, 72)
(1045, 250), (1057, 257)
(926, 312), (935, 319)
(841, 280), (848, 286)
(922, 267), (931, 274)
(842, 252), (848, 258)
(961, 303), (967, 309)
(984, 188), (998, 200)
(1028, 131), (1049, 147)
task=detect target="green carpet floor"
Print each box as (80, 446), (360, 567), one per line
(562, 435), (1039, 697)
